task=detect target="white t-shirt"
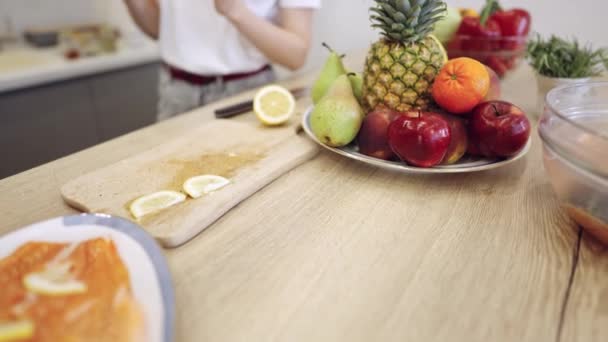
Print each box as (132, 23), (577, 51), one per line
(159, 0), (321, 75)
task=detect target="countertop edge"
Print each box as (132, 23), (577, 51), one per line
(0, 46), (161, 94)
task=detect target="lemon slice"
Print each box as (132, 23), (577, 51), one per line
(0, 320), (34, 341)
(24, 262), (86, 296)
(183, 175), (230, 198)
(253, 85), (295, 126)
(129, 190), (186, 219)
(24, 273), (86, 296)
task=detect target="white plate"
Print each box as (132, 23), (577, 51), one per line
(302, 106), (531, 174)
(0, 214), (174, 342)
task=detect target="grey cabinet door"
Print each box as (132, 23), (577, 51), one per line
(0, 81), (99, 179)
(91, 63), (159, 141)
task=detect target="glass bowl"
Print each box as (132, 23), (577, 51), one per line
(446, 34), (527, 78)
(539, 82), (608, 244)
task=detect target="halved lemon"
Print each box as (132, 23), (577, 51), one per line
(183, 175), (230, 198)
(24, 262), (87, 296)
(0, 320), (34, 341)
(129, 190), (186, 219)
(253, 85), (295, 126)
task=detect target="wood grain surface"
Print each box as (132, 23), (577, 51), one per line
(61, 119), (319, 247)
(165, 138), (577, 342)
(0, 58), (606, 342)
(560, 232), (608, 342)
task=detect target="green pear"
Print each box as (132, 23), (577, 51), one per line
(311, 43), (347, 104)
(348, 73), (363, 103)
(310, 75), (364, 147)
(433, 6), (462, 44)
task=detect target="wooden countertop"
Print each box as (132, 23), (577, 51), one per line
(1, 55), (607, 342)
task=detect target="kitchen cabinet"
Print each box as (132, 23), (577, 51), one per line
(0, 62), (159, 179)
(91, 63), (159, 141)
(0, 81), (99, 178)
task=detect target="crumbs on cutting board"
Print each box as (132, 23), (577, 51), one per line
(122, 150), (266, 224)
(165, 151), (265, 192)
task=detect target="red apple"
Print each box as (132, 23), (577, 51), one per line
(467, 136), (482, 156)
(408, 109), (468, 164)
(358, 107), (401, 160)
(388, 112), (451, 168)
(484, 65), (501, 101)
(440, 114), (468, 164)
(469, 100), (531, 158)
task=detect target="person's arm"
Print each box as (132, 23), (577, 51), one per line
(217, 2), (315, 71)
(123, 0), (160, 40)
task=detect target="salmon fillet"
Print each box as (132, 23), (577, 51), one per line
(0, 238), (145, 342)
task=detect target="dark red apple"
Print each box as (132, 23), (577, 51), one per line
(467, 136), (482, 156)
(469, 100), (531, 158)
(358, 107), (401, 160)
(388, 112), (451, 168)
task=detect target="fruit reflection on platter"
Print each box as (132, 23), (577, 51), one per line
(306, 0), (532, 172)
(0, 238), (145, 341)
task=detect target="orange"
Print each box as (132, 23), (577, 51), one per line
(432, 57), (490, 114)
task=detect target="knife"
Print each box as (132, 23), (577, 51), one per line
(215, 87), (309, 119)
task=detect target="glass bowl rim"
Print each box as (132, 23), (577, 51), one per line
(449, 34), (529, 42)
(444, 49), (525, 57)
(538, 128), (608, 180)
(543, 81), (608, 142)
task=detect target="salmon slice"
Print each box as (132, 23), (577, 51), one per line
(0, 238), (145, 342)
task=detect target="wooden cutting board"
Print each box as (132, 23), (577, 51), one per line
(61, 119), (319, 248)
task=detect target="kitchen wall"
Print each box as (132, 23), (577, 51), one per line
(0, 0), (101, 34)
(0, 0), (140, 38)
(1, 0), (606, 73)
(301, 0), (608, 73)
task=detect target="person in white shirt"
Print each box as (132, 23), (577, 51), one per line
(124, 0), (320, 120)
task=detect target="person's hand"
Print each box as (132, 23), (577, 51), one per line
(214, 0), (248, 21)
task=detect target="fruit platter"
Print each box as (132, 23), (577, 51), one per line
(304, 0), (532, 173)
(302, 107), (530, 174)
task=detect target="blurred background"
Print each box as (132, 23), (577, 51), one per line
(2, 0), (606, 73)
(0, 0), (606, 179)
(307, 0), (607, 73)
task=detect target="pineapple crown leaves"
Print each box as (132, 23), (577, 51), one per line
(370, 0), (447, 43)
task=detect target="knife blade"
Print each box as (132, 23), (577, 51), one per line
(215, 87), (309, 119)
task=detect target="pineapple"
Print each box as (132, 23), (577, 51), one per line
(363, 0), (448, 112)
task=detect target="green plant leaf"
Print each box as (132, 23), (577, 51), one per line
(526, 34), (608, 78)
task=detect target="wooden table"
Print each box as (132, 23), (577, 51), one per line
(1, 55), (607, 342)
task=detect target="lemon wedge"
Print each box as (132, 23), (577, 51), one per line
(0, 320), (34, 341)
(183, 175), (230, 198)
(24, 262), (86, 296)
(253, 85), (295, 126)
(129, 190), (186, 219)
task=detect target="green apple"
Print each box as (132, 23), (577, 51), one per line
(433, 6), (462, 44)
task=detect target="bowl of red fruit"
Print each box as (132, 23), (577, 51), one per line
(446, 1), (531, 78)
(539, 82), (608, 244)
(446, 34), (527, 78)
